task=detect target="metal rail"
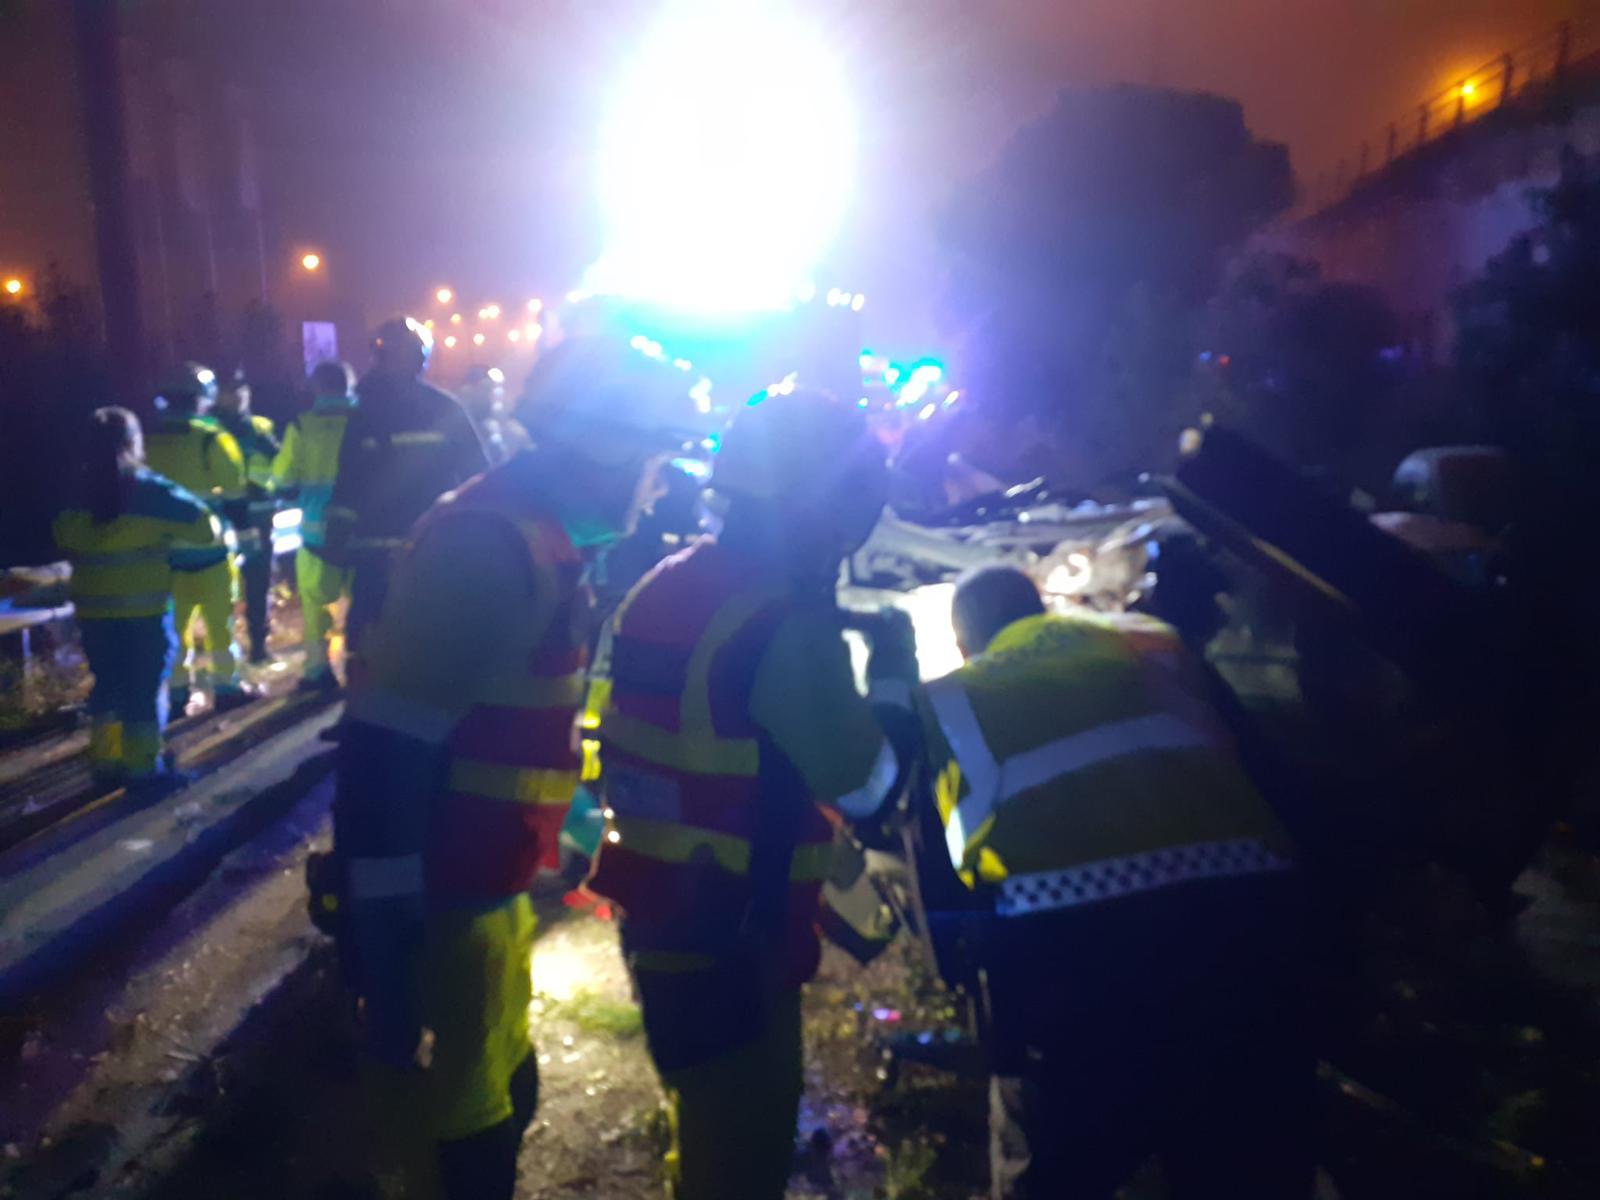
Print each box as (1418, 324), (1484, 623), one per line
(1305, 18), (1596, 215)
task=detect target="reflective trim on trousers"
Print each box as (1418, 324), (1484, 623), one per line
(347, 853), (425, 900)
(994, 838), (1293, 917)
(608, 813), (835, 882)
(446, 759), (578, 807)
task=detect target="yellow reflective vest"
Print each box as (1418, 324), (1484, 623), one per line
(144, 414), (245, 571)
(917, 610), (1292, 917)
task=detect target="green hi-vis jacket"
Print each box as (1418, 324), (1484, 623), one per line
(917, 610), (1292, 918)
(53, 470), (223, 619)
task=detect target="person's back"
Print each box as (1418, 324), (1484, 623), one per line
(330, 369), (484, 553)
(54, 468), (219, 620)
(919, 569), (1310, 1200)
(143, 411), (243, 572)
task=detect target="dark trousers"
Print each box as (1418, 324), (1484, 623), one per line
(436, 1053), (539, 1200)
(983, 874), (1315, 1199)
(239, 544), (272, 661)
(345, 555), (393, 660)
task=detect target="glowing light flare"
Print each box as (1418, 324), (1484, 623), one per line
(487, 367), (506, 384)
(472, 332), (486, 346)
(443, 335), (458, 348)
(527, 298), (543, 314)
(588, 6), (856, 312)
(478, 304), (501, 320)
(2, 277), (22, 296)
(1460, 80), (1477, 99)
(508, 328), (521, 342)
(435, 287), (454, 304)
(300, 252), (322, 271)
(917, 402), (937, 421)
(690, 376), (714, 415)
(525, 323), (542, 341)
(851, 293), (865, 312)
(1044, 552), (1095, 597)
(450, 313), (463, 325)
(895, 583), (963, 681)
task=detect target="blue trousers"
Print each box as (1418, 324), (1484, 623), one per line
(80, 611), (179, 777)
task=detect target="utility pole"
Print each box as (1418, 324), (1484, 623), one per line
(71, 0), (146, 394)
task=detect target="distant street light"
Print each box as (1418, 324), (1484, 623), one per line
(508, 328), (522, 343)
(478, 303), (501, 320)
(300, 252), (323, 272)
(527, 298), (543, 314)
(444, 334), (458, 348)
(472, 332), (486, 346)
(450, 312), (463, 325)
(2, 277), (22, 296)
(1461, 80), (1477, 98)
(436, 286), (454, 304)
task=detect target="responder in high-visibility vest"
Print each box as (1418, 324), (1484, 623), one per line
(323, 317), (485, 667)
(214, 369), (281, 665)
(142, 363), (257, 714)
(273, 360), (358, 693)
(588, 389), (914, 1200)
(53, 407), (223, 787)
(914, 566), (1311, 1200)
(332, 336), (703, 1200)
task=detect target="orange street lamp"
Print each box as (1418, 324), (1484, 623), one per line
(2, 277), (22, 297)
(435, 286), (454, 304)
(300, 251), (323, 272)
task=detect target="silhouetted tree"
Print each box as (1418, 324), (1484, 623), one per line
(1201, 251), (1400, 483)
(942, 84), (1292, 485)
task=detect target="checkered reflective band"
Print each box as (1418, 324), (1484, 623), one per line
(995, 838), (1293, 917)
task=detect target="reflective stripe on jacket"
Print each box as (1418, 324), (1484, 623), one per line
(273, 401), (355, 548)
(920, 610), (1291, 917)
(53, 470), (222, 619)
(410, 470), (590, 900)
(588, 539), (837, 987)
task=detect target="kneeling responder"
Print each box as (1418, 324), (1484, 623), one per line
(332, 337), (701, 1199)
(323, 317), (484, 671)
(920, 567), (1311, 1200)
(142, 363), (255, 714)
(273, 360), (358, 692)
(588, 389), (914, 1200)
(53, 408), (223, 787)
(214, 369), (281, 665)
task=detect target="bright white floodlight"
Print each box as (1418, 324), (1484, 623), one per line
(586, 1), (856, 312)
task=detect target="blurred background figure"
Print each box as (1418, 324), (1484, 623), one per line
(142, 363), (257, 714)
(322, 317), (485, 675)
(52, 407), (222, 789)
(457, 364), (530, 466)
(214, 367), (281, 666)
(274, 359), (358, 693)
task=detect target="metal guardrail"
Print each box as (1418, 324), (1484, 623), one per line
(1303, 18), (1595, 215)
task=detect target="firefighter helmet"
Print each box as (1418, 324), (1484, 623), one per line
(371, 316), (433, 373)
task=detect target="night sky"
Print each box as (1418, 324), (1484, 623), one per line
(2, 0), (1595, 350)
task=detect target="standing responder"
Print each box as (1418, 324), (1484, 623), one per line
(214, 369), (281, 666)
(323, 317), (485, 666)
(331, 338), (701, 1199)
(143, 363), (256, 714)
(587, 389), (913, 1200)
(53, 408), (223, 788)
(273, 360), (358, 693)
(915, 566), (1310, 1200)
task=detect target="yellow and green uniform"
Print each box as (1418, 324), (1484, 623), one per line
(144, 413), (246, 691)
(337, 452), (588, 1186)
(53, 470), (222, 776)
(918, 610), (1306, 1200)
(589, 537), (896, 1200)
(922, 609), (1290, 900)
(274, 398), (356, 678)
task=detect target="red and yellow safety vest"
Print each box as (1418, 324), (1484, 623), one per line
(589, 540), (837, 987)
(412, 471), (589, 900)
